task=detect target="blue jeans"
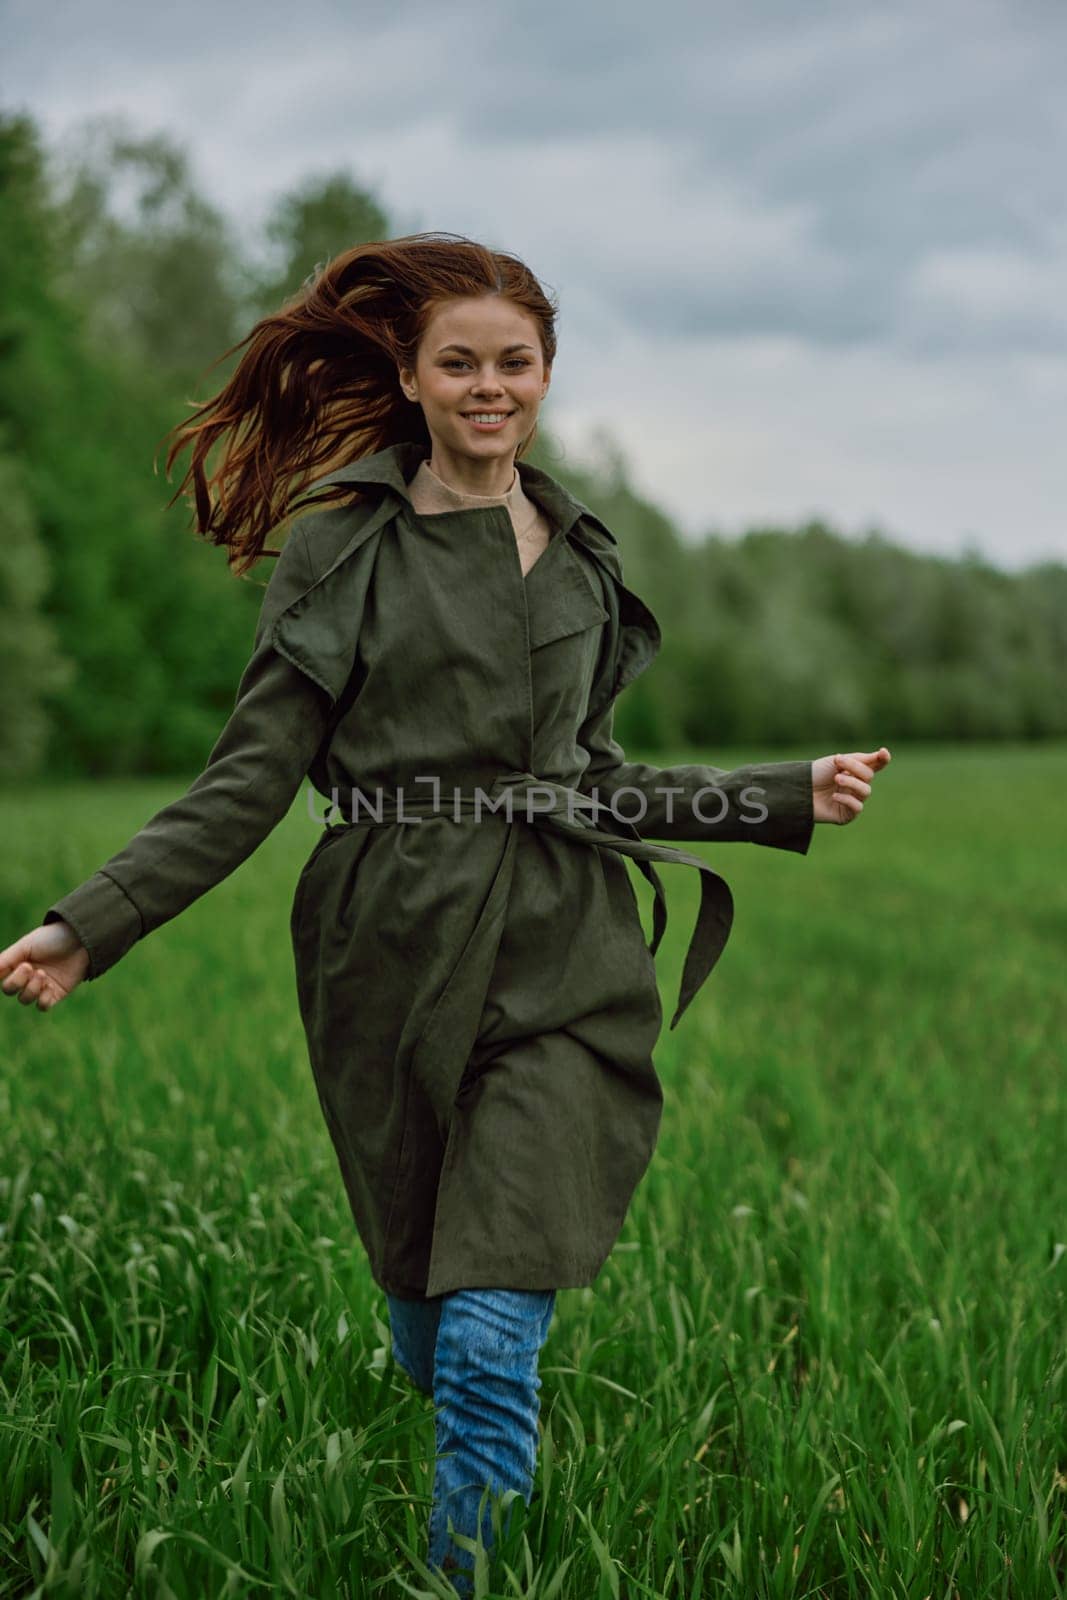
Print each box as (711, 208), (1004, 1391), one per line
(387, 1286), (556, 1593)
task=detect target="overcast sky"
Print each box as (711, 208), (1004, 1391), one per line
(3, 0), (1065, 570)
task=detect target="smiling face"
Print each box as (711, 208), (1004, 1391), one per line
(397, 294), (551, 490)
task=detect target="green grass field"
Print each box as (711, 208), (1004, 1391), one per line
(1, 742), (1064, 1598)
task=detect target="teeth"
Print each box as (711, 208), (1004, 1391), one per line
(467, 413), (510, 423)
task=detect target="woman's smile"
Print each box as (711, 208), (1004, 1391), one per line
(462, 411), (515, 431)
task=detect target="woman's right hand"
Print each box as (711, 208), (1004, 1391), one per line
(0, 921), (91, 1011)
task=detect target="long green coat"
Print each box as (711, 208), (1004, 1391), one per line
(43, 440), (814, 1300)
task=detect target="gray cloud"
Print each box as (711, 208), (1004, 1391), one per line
(7, 0), (1063, 351)
(1, 0), (1065, 561)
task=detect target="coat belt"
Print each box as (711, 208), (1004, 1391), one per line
(323, 769), (735, 1030)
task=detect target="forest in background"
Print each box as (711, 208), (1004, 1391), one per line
(2, 106), (1065, 782)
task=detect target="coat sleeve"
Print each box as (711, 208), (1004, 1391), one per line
(572, 542), (815, 853)
(40, 523), (334, 981)
(576, 697), (815, 852)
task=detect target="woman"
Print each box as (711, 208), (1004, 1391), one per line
(0, 231), (890, 1592)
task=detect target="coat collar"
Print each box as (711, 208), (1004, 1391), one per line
(276, 438), (659, 711)
(304, 438), (622, 569)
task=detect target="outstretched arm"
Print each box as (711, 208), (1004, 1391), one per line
(576, 697), (817, 852)
(573, 547), (890, 851)
(1, 521), (334, 1004)
(37, 638), (332, 980)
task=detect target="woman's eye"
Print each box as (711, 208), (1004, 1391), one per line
(441, 358), (531, 371)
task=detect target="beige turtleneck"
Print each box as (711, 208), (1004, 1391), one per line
(406, 455), (554, 577)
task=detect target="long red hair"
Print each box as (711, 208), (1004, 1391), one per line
(158, 231), (560, 576)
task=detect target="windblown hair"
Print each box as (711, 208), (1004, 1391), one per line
(158, 231), (560, 577)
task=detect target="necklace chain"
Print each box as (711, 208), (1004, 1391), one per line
(514, 503), (544, 544)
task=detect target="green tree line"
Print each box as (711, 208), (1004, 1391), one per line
(2, 108), (1064, 782)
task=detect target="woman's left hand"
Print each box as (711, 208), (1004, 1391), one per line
(812, 747), (892, 825)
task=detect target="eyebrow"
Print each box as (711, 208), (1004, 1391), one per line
(436, 342), (536, 356)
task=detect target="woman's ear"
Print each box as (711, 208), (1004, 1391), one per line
(397, 364), (418, 404)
